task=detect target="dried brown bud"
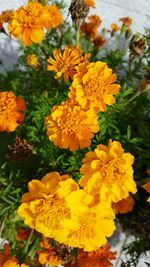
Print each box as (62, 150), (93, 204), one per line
(129, 38), (145, 58)
(9, 136), (33, 162)
(69, 0), (89, 28)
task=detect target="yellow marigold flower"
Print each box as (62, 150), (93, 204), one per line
(84, 0), (96, 8)
(47, 45), (90, 83)
(0, 91), (26, 132)
(79, 140), (137, 203)
(55, 190), (115, 252)
(119, 17), (132, 27)
(26, 54), (40, 69)
(45, 100), (99, 151)
(41, 5), (63, 30)
(69, 61), (120, 112)
(8, 2), (45, 45)
(80, 14), (101, 39)
(18, 172), (79, 238)
(93, 36), (107, 50)
(66, 245), (117, 267)
(111, 23), (120, 32)
(112, 194), (135, 214)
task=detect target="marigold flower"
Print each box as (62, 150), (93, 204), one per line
(112, 194), (135, 214)
(142, 180), (150, 202)
(147, 169), (150, 176)
(111, 23), (120, 32)
(41, 5), (63, 30)
(0, 10), (13, 28)
(119, 16), (132, 27)
(79, 140), (137, 203)
(8, 2), (45, 45)
(93, 36), (106, 50)
(84, 0), (96, 8)
(16, 227), (31, 241)
(0, 91), (26, 132)
(38, 237), (63, 266)
(55, 190), (115, 252)
(69, 61), (120, 112)
(67, 245), (117, 267)
(26, 54), (40, 69)
(80, 14), (101, 39)
(18, 172), (79, 237)
(45, 100), (99, 151)
(47, 45), (90, 83)
(0, 244), (29, 267)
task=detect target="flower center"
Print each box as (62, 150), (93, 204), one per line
(101, 159), (124, 184)
(58, 108), (84, 135)
(37, 198), (70, 229)
(83, 75), (106, 99)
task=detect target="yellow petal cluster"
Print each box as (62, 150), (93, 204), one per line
(18, 172), (115, 252)
(45, 100), (99, 151)
(69, 61), (120, 112)
(79, 140), (137, 202)
(26, 54), (40, 69)
(47, 45), (90, 83)
(8, 2), (62, 45)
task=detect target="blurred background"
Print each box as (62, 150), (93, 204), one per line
(0, 0), (150, 72)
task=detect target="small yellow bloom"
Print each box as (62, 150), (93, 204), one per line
(69, 61), (120, 112)
(111, 23), (120, 32)
(112, 194), (135, 214)
(45, 99), (99, 151)
(0, 91), (26, 132)
(26, 54), (40, 69)
(79, 140), (137, 203)
(47, 45), (90, 83)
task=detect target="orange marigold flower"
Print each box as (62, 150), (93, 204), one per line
(119, 16), (132, 27)
(111, 23), (120, 32)
(79, 140), (137, 203)
(70, 245), (117, 267)
(16, 227), (31, 241)
(80, 14), (102, 39)
(47, 45), (90, 83)
(93, 35), (107, 50)
(142, 180), (150, 202)
(38, 237), (63, 266)
(41, 5), (63, 30)
(84, 0), (96, 8)
(69, 61), (120, 112)
(8, 2), (45, 45)
(112, 194), (135, 214)
(26, 54), (40, 69)
(45, 100), (99, 151)
(0, 10), (13, 28)
(146, 169), (150, 176)
(0, 91), (26, 132)
(18, 171), (79, 237)
(0, 244), (29, 267)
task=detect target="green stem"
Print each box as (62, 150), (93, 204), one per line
(23, 229), (34, 254)
(76, 28), (80, 45)
(125, 91), (141, 106)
